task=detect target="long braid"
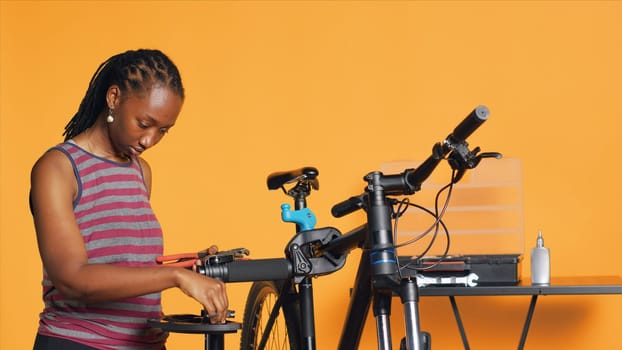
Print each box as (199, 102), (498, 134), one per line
(63, 49), (184, 141)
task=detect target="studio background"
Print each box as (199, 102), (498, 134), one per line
(2, 1), (621, 349)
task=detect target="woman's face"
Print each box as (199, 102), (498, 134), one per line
(108, 85), (183, 158)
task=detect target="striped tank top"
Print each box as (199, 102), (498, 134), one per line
(37, 142), (167, 349)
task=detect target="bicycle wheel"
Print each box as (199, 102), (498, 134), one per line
(240, 280), (302, 350)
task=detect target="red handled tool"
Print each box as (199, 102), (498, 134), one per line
(156, 248), (250, 268)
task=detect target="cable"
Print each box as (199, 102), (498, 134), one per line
(393, 170), (455, 249)
(395, 169), (459, 273)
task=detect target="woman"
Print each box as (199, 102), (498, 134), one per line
(30, 49), (228, 349)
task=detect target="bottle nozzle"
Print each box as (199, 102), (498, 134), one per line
(536, 229), (544, 248)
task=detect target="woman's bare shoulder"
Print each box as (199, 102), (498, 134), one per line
(30, 146), (77, 200)
(31, 146), (72, 178)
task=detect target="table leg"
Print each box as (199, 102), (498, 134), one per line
(517, 295), (538, 350)
(449, 296), (470, 350)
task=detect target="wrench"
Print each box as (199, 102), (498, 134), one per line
(415, 273), (479, 287)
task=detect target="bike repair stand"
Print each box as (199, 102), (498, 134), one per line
(147, 311), (241, 350)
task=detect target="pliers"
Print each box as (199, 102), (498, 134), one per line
(155, 248), (214, 268)
(156, 248), (250, 268)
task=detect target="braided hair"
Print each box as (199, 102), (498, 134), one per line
(63, 49), (185, 141)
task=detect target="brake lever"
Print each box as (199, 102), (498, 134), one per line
(449, 145), (503, 183)
(478, 152), (503, 160)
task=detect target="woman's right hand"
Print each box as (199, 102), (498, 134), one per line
(176, 268), (229, 323)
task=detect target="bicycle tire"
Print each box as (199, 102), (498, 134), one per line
(240, 280), (302, 350)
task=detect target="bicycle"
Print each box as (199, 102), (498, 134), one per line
(150, 105), (501, 350)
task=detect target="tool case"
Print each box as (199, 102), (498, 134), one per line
(400, 254), (522, 286)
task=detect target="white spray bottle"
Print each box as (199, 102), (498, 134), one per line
(531, 229), (550, 285)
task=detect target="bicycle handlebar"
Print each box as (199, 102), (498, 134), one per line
(331, 194), (367, 218)
(331, 105), (491, 218)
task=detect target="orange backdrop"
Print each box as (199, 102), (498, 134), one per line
(2, 1), (622, 349)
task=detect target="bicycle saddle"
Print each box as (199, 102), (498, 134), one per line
(267, 167), (319, 190)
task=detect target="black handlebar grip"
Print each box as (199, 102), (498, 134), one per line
(451, 105), (489, 142)
(331, 194), (366, 218)
(200, 259), (292, 283)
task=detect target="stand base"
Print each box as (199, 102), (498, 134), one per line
(148, 314), (241, 334)
(148, 314), (241, 350)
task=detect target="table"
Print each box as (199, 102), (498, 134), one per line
(418, 276), (622, 350)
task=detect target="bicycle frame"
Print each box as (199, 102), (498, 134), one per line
(238, 168), (435, 350)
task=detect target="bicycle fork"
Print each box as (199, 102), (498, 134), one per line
(372, 279), (425, 350)
(373, 291), (393, 350)
(400, 279), (424, 350)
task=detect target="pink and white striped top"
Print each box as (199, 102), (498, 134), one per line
(37, 142), (167, 349)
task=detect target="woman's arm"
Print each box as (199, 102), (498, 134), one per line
(30, 150), (228, 321)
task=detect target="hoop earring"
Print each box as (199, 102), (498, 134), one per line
(106, 109), (114, 123)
